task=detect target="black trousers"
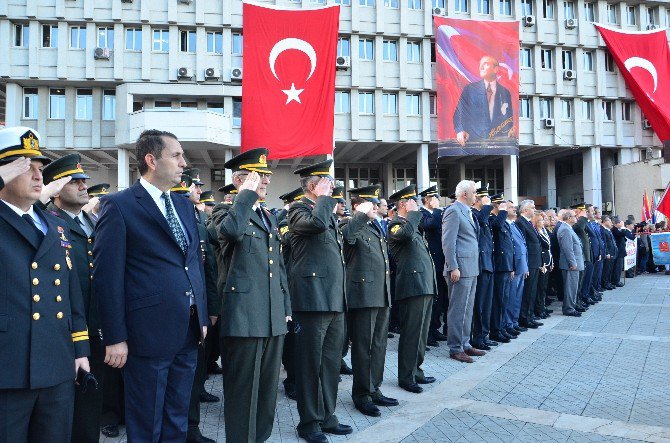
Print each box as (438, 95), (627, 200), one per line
(520, 268), (539, 323)
(101, 365), (124, 427)
(72, 337), (105, 443)
(282, 321), (297, 387)
(187, 339), (206, 432)
(429, 271), (448, 336)
(491, 271), (511, 337)
(349, 307), (390, 406)
(602, 258), (613, 287)
(612, 257), (624, 285)
(472, 270), (494, 345)
(534, 270), (549, 316)
(205, 318), (220, 370)
(0, 380), (75, 443)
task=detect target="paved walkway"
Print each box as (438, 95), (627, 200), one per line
(103, 273), (670, 442)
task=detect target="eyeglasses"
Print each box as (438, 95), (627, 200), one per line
(239, 172), (272, 180)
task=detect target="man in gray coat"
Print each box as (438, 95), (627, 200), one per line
(442, 180), (484, 363)
(557, 209), (584, 317)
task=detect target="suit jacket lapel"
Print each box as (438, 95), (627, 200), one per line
(0, 201), (41, 249)
(133, 182), (180, 249)
(250, 207), (269, 232)
(48, 204), (87, 238)
(34, 206), (61, 260)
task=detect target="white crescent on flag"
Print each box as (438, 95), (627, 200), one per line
(624, 56), (658, 93)
(268, 38), (317, 81)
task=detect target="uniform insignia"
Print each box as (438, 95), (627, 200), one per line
(66, 254), (72, 270)
(57, 226), (64, 233)
(280, 226), (289, 235)
(391, 225), (401, 234)
(22, 132), (39, 151)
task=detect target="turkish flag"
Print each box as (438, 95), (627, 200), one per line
(595, 25), (670, 142)
(241, 3), (339, 159)
(657, 181), (670, 219)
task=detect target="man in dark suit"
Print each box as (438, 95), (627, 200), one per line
(584, 206), (603, 304)
(453, 56), (515, 145)
(489, 195), (514, 344)
(42, 154), (103, 443)
(612, 218), (634, 286)
(571, 204), (591, 313)
(600, 216), (617, 291)
(0, 126), (90, 442)
(515, 200), (543, 329)
(93, 130), (208, 442)
(288, 160), (352, 443)
(471, 188), (496, 350)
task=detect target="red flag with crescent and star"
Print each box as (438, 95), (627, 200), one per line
(241, 2), (339, 159)
(595, 24), (670, 142)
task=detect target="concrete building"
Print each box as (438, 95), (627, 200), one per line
(0, 0), (668, 214)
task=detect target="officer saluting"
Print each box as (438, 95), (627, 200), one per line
(0, 127), (90, 442)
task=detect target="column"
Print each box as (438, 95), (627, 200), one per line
(503, 155), (519, 203)
(384, 161), (394, 195)
(540, 158), (557, 208)
(416, 143), (429, 190)
(224, 149), (233, 183)
(583, 147), (602, 207)
(117, 148), (131, 190)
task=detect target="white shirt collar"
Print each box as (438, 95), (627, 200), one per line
(1, 199), (37, 219)
(140, 176), (167, 201)
(485, 79), (497, 91)
(61, 208), (81, 219)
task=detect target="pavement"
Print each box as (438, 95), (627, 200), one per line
(102, 272), (670, 442)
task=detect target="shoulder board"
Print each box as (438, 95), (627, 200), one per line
(390, 224), (402, 235)
(279, 225), (290, 236)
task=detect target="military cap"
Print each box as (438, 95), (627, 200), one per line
(418, 185), (439, 198)
(279, 187), (304, 204)
(350, 185), (381, 204)
(218, 183), (238, 195)
(171, 174), (192, 194)
(387, 202), (397, 212)
(184, 168), (204, 186)
(42, 153), (90, 185)
(199, 190), (216, 206)
(490, 193), (505, 204)
(389, 184), (417, 202)
(476, 187), (490, 198)
(88, 183), (110, 197)
(332, 186), (346, 203)
(293, 159), (334, 179)
(0, 126), (51, 165)
(570, 203), (586, 210)
(224, 147), (272, 174)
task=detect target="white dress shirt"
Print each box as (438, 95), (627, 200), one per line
(1, 199), (47, 234)
(139, 177), (188, 245)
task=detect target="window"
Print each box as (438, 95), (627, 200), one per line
(432, 0), (446, 8)
(583, 51), (594, 71)
(42, 24), (58, 48)
(335, 0), (351, 4)
(393, 167), (416, 192)
(621, 102), (632, 121)
(125, 28), (142, 51)
(359, 92), (374, 114)
(23, 88), (38, 119)
(607, 4), (617, 24)
(563, 1), (574, 19)
(541, 48), (553, 69)
(431, 41), (436, 62)
(233, 98), (242, 127)
(97, 27), (114, 49)
(667, 9), (670, 27)
(102, 90), (116, 120)
(626, 6), (636, 25)
(520, 97), (532, 118)
(383, 93), (398, 115)
(562, 50), (573, 70)
(232, 33), (243, 55)
(455, 0), (468, 13)
(605, 52), (615, 72)
(407, 0), (421, 10)
(348, 167), (381, 189)
(14, 24), (29, 47)
(152, 29), (169, 52)
(49, 88), (66, 119)
(180, 101), (197, 109)
(335, 91), (350, 113)
(561, 99), (573, 119)
(385, 0), (400, 8)
(75, 89), (93, 120)
(180, 30), (196, 52)
(359, 0), (375, 7)
(478, 0), (490, 14)
(646, 7), (657, 25)
(499, 0), (512, 15)
(520, 48), (532, 68)
(406, 94), (421, 116)
(583, 2), (595, 21)
(429, 94), (437, 115)
(311, 0), (325, 4)
(154, 100), (171, 108)
(207, 31), (223, 54)
(133, 101), (144, 112)
(383, 40), (398, 61)
(582, 100), (593, 120)
(338, 37), (350, 57)
(521, 0), (533, 16)
(207, 102), (224, 114)
(359, 38), (374, 61)
(543, 0), (555, 19)
(539, 98), (553, 119)
(602, 100), (614, 121)
(70, 26), (86, 49)
(407, 41), (421, 62)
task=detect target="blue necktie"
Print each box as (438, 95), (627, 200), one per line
(162, 193), (187, 254)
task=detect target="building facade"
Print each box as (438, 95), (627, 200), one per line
(0, 0), (668, 214)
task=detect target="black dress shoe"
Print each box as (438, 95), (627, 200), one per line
(416, 376), (436, 384)
(207, 363), (223, 375)
(321, 424), (353, 435)
(427, 338), (439, 347)
(505, 327), (520, 336)
(514, 325), (528, 332)
(564, 311), (582, 317)
(471, 342), (491, 351)
(490, 333), (510, 343)
(399, 382), (423, 393)
(356, 401), (381, 417)
(615, 283), (624, 287)
(538, 313), (548, 319)
(390, 325), (401, 334)
(484, 339), (499, 347)
(101, 424), (120, 438)
(388, 333), (395, 338)
(373, 395), (399, 407)
(575, 306), (586, 312)
(545, 308), (554, 313)
(340, 364), (353, 375)
(187, 428), (216, 443)
(199, 391), (219, 403)
(300, 431), (328, 443)
(530, 320), (543, 327)
(522, 321), (538, 329)
(431, 331), (448, 341)
(284, 382), (297, 400)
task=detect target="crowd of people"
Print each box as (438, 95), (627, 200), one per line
(0, 125), (664, 443)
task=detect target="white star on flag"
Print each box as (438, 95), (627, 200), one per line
(282, 83), (304, 104)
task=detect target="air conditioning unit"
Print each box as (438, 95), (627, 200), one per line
(565, 18), (577, 29)
(642, 119), (652, 129)
(121, 0), (133, 3)
(179, 0), (192, 4)
(336, 56), (351, 70)
(230, 67), (243, 80)
(94, 47), (110, 60)
(204, 67), (220, 79)
(433, 7), (446, 16)
(543, 118), (555, 128)
(563, 69), (576, 80)
(646, 24), (657, 30)
(177, 67), (193, 78)
(524, 15), (536, 27)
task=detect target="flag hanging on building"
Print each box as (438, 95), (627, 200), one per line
(435, 18), (520, 157)
(642, 190), (652, 222)
(657, 181), (670, 219)
(595, 24), (670, 142)
(241, 2), (339, 159)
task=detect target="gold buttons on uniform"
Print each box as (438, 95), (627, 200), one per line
(312, 273), (316, 276)
(56, 312), (63, 319)
(270, 272), (273, 278)
(362, 278), (365, 282)
(88, 251), (93, 256)
(56, 295), (62, 302)
(54, 279), (61, 286)
(88, 239), (92, 244)
(31, 262), (38, 269)
(32, 278), (39, 286)
(232, 287), (235, 291)
(54, 264), (60, 271)
(269, 260), (274, 265)
(33, 295), (40, 302)
(269, 247), (273, 252)
(89, 263), (93, 268)
(269, 234), (273, 239)
(33, 313), (40, 320)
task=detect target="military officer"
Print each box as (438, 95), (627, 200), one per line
(288, 160), (352, 443)
(0, 126), (90, 442)
(87, 183), (110, 198)
(218, 183), (238, 205)
(489, 194), (514, 343)
(84, 183), (109, 224)
(388, 185), (437, 394)
(199, 191), (216, 217)
(471, 188), (496, 350)
(211, 148), (291, 443)
(339, 185), (398, 417)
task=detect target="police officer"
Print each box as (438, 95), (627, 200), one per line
(0, 127), (90, 442)
(340, 185), (398, 417)
(288, 160), (352, 443)
(471, 188), (495, 350)
(388, 185), (437, 394)
(489, 194), (514, 343)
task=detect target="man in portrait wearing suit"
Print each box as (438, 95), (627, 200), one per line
(93, 129), (208, 442)
(442, 180), (484, 363)
(453, 56), (515, 146)
(557, 209), (584, 317)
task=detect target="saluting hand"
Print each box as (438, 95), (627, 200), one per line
(405, 199), (419, 212)
(239, 171), (261, 192)
(105, 341), (128, 368)
(313, 178), (333, 197)
(356, 201), (375, 219)
(482, 196), (491, 206)
(0, 157), (30, 184)
(499, 202), (508, 211)
(81, 196), (100, 214)
(40, 176), (72, 204)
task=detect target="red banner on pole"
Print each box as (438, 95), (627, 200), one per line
(657, 181), (670, 219)
(241, 2), (339, 159)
